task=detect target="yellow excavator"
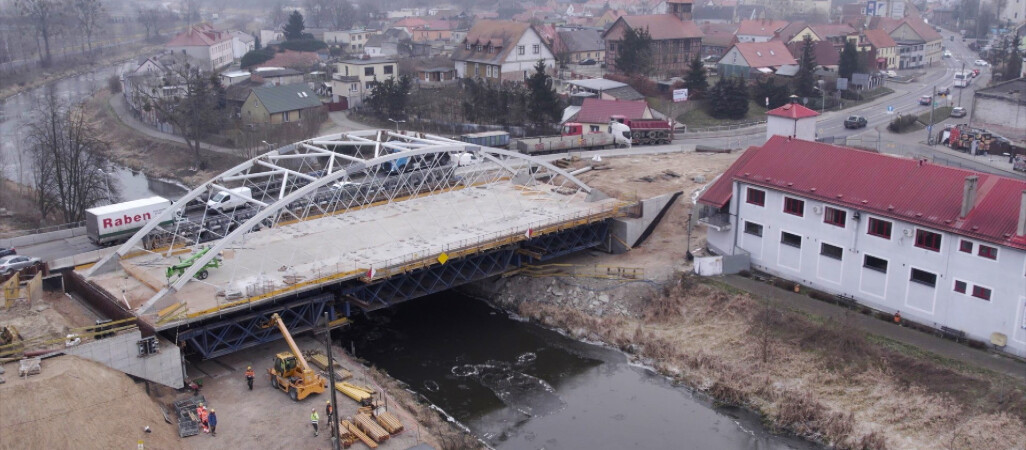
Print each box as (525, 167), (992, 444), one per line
(266, 313), (327, 401)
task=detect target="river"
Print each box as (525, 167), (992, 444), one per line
(0, 63), (185, 202)
(345, 293), (818, 450)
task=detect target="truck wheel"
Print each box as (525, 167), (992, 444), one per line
(272, 376), (279, 389)
(289, 387), (299, 401)
(197, 270), (208, 280)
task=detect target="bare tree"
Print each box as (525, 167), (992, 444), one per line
(268, 1), (288, 29)
(137, 6), (160, 39)
(25, 91), (118, 222)
(136, 64), (227, 170)
(180, 0), (200, 26)
(72, 0), (104, 53)
(303, 0), (332, 28)
(16, 0), (63, 67)
(327, 0), (356, 30)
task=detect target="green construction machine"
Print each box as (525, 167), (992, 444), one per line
(165, 246), (222, 281)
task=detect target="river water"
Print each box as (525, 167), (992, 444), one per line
(345, 293), (818, 450)
(0, 63), (185, 202)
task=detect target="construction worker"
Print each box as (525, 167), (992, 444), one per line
(208, 409), (217, 436)
(310, 408), (320, 437)
(893, 311), (902, 326)
(197, 403), (209, 433)
(325, 401), (334, 437)
(245, 366), (255, 390)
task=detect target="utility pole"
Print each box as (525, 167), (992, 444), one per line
(958, 61), (965, 106)
(927, 85), (937, 145)
(324, 312), (340, 450)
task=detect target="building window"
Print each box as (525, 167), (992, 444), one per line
(972, 285), (992, 300)
(465, 43), (470, 50)
(978, 244), (997, 260)
(744, 221), (763, 237)
(867, 217), (891, 239)
(384, 65), (394, 75)
(746, 188), (765, 206)
(518, 45), (525, 55)
(533, 44), (540, 54)
(915, 229), (942, 252)
(282, 111), (291, 122)
(364, 67), (374, 76)
(910, 268), (937, 287)
(864, 255), (888, 273)
(824, 207), (846, 227)
(954, 280), (967, 293)
(783, 197), (804, 216)
(780, 231), (802, 248)
(959, 240), (973, 253)
(820, 243), (843, 260)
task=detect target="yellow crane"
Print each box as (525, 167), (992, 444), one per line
(266, 313), (327, 401)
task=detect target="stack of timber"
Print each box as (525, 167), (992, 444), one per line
(337, 419), (358, 448)
(374, 410), (404, 434)
(341, 419), (377, 449)
(355, 413), (390, 443)
(336, 381), (375, 405)
(306, 351), (353, 381)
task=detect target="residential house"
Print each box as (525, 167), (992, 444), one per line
(392, 18), (455, 42)
(565, 78), (645, 101)
(324, 29), (380, 52)
(786, 39), (840, 71)
(735, 19), (789, 43)
(764, 102), (819, 140)
(566, 97), (654, 131)
(556, 29), (605, 63)
(219, 70), (251, 86)
(229, 31), (256, 60)
(1001, 0), (1026, 25)
(165, 23), (234, 71)
(863, 28), (898, 70)
(692, 4), (737, 23)
(697, 135), (1026, 358)
(717, 41), (797, 78)
(241, 84), (323, 124)
(250, 67), (304, 86)
(259, 29), (284, 46)
(700, 22), (739, 59)
(602, 0), (703, 75)
(784, 24), (856, 45)
(452, 20), (556, 82)
(330, 75), (363, 108)
(365, 35), (399, 57)
(335, 57), (398, 93)
(414, 62), (457, 86)
(871, 16), (942, 69)
(251, 50), (321, 70)
(970, 78), (1026, 144)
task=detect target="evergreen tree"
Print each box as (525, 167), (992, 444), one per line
(708, 77), (730, 118)
(684, 55), (708, 100)
(726, 78), (749, 119)
(752, 77), (790, 109)
(1007, 36), (1022, 79)
(838, 39), (860, 81)
(614, 26), (654, 76)
(283, 11), (307, 40)
(366, 75), (413, 119)
(526, 60), (562, 130)
(253, 33), (261, 50)
(794, 35), (817, 99)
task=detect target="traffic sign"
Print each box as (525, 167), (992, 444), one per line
(886, 105), (894, 114)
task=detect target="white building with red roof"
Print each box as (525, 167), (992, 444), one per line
(717, 40), (797, 79)
(166, 24), (234, 71)
(697, 136), (1026, 356)
(765, 102), (818, 140)
(452, 20), (555, 82)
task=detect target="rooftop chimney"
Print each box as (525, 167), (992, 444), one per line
(960, 175), (978, 219)
(1018, 191), (1026, 236)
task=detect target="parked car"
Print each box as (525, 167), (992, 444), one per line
(0, 247), (14, 258)
(943, 50), (952, 58)
(950, 106), (967, 118)
(971, 68), (980, 77)
(884, 70), (898, 78)
(938, 87), (951, 96)
(578, 58), (597, 65)
(844, 115), (868, 129)
(974, 59), (989, 66)
(919, 95), (933, 105)
(0, 255), (41, 275)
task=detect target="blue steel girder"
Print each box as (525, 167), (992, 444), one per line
(176, 293), (334, 359)
(525, 220), (610, 262)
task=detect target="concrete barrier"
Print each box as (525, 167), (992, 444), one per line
(64, 329), (185, 388)
(0, 226), (88, 248)
(50, 247), (117, 271)
(605, 192), (681, 254)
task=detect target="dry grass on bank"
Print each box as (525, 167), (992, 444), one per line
(513, 276), (1026, 449)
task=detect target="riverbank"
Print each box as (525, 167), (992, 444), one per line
(488, 273), (1026, 449)
(0, 43), (157, 103)
(84, 89), (244, 187)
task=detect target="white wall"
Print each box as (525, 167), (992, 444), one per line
(974, 96), (1026, 136)
(500, 28), (555, 79)
(707, 181), (1026, 356)
(766, 116), (816, 140)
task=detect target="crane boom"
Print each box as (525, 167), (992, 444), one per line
(269, 313), (313, 373)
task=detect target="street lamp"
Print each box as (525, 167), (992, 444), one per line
(817, 80), (825, 113)
(97, 168), (113, 203)
(387, 118), (406, 133)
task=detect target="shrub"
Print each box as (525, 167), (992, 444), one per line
(241, 48), (275, 68)
(279, 39), (327, 52)
(107, 75), (121, 94)
(887, 113), (918, 133)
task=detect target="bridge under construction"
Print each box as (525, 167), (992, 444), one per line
(75, 130), (627, 359)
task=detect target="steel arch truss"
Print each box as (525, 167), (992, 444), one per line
(86, 129), (605, 311)
(176, 293), (335, 359)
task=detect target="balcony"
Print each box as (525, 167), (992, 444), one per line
(698, 213), (731, 231)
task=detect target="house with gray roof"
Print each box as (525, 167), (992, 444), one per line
(556, 29), (605, 63)
(241, 84), (324, 124)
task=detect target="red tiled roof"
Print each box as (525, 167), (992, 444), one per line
(575, 98), (648, 124)
(619, 15), (703, 40)
(252, 50), (320, 69)
(732, 41), (797, 68)
(166, 24), (230, 47)
(786, 39), (840, 66)
(808, 23), (855, 39)
(899, 17), (942, 42)
(765, 103), (819, 119)
(736, 19), (789, 37)
(700, 22), (739, 48)
(699, 136), (1026, 250)
(863, 28), (897, 49)
(453, 20), (534, 65)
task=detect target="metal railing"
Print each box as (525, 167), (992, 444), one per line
(683, 121), (766, 135)
(0, 221), (85, 240)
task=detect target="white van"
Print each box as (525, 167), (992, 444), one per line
(206, 187), (252, 212)
(454, 152), (483, 166)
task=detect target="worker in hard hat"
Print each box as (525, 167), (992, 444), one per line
(197, 403), (209, 433)
(244, 366), (255, 390)
(310, 408), (320, 437)
(208, 409), (217, 436)
(325, 400), (335, 437)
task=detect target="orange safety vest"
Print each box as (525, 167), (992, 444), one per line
(245, 369), (255, 378)
(198, 407), (208, 421)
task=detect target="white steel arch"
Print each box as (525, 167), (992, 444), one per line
(85, 130), (605, 312)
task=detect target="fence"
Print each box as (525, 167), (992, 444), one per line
(0, 221), (87, 247)
(684, 121), (766, 135)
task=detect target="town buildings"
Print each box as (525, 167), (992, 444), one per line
(603, 0), (702, 75)
(452, 20), (555, 82)
(165, 24), (234, 71)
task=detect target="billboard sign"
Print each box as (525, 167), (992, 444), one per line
(673, 88), (689, 102)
